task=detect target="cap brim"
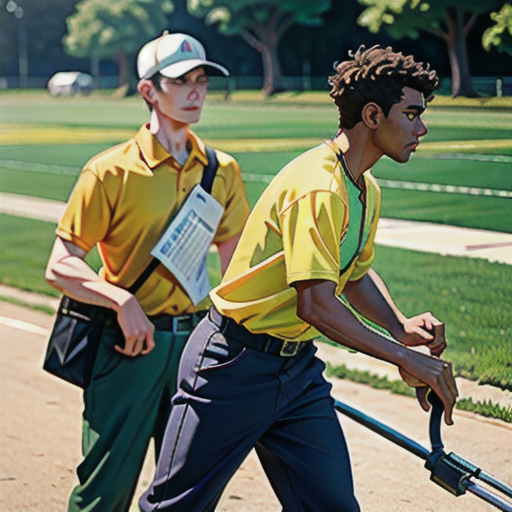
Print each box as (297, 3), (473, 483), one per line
(159, 59), (229, 78)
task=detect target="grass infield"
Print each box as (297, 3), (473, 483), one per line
(1, 92), (511, 231)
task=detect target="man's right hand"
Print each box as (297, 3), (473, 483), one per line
(401, 351), (458, 425)
(115, 295), (155, 356)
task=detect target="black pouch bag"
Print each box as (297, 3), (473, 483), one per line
(42, 146), (219, 388)
(43, 296), (109, 388)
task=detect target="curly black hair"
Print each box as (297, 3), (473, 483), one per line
(328, 45), (440, 130)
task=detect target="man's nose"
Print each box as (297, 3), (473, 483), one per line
(415, 118), (428, 138)
(188, 88), (200, 101)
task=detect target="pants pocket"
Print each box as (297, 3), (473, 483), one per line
(198, 331), (247, 372)
(89, 327), (124, 384)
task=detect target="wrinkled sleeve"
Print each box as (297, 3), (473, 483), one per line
(280, 191), (346, 285)
(56, 169), (111, 252)
(213, 158), (250, 244)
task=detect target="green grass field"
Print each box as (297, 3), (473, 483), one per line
(1, 92), (511, 230)
(1, 91), (511, 392)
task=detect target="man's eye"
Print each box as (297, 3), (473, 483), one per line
(406, 112), (416, 121)
(197, 76), (209, 85)
(171, 79), (186, 86)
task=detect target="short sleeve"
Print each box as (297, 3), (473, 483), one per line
(213, 158), (250, 244)
(56, 169), (111, 252)
(280, 191), (346, 285)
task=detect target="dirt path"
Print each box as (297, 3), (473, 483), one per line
(1, 302), (511, 512)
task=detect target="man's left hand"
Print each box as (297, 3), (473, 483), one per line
(398, 313), (446, 357)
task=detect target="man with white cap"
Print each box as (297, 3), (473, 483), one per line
(45, 32), (249, 512)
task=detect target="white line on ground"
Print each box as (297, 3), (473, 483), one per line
(0, 315), (49, 336)
(376, 179), (512, 198)
(0, 192), (66, 222)
(1, 192), (511, 264)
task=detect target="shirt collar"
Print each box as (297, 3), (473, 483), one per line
(186, 130), (209, 168)
(326, 139), (367, 200)
(135, 124), (209, 169)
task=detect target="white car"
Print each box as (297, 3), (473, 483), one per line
(47, 72), (93, 96)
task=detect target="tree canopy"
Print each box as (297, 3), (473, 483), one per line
(483, 3), (512, 57)
(357, 0), (504, 97)
(63, 0), (174, 89)
(187, 0), (331, 95)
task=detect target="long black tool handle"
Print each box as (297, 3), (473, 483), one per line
(333, 399), (430, 460)
(427, 391), (445, 453)
(448, 452), (512, 500)
(479, 474), (512, 501)
(466, 481), (512, 512)
(428, 393), (512, 500)
(334, 398), (512, 511)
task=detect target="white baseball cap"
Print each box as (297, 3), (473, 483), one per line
(137, 32), (229, 80)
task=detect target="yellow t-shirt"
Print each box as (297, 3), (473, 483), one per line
(57, 124), (249, 316)
(211, 140), (381, 341)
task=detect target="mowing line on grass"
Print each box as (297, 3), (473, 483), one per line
(418, 139), (512, 151)
(241, 172), (512, 198)
(0, 160), (79, 176)
(424, 153), (512, 164)
(0, 125), (136, 146)
(3, 121), (512, 153)
(2, 159), (510, 198)
(376, 180), (512, 198)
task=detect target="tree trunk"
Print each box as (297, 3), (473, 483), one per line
(115, 51), (129, 87)
(241, 9), (292, 96)
(445, 8), (476, 97)
(113, 51), (137, 97)
(261, 41), (285, 95)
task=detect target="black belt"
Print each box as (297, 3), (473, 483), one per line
(210, 307), (311, 358)
(149, 311), (207, 334)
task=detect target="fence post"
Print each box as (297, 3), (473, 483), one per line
(496, 77), (503, 97)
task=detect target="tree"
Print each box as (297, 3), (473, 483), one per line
(0, 0), (78, 80)
(187, 0), (331, 96)
(483, 3), (512, 57)
(63, 0), (174, 91)
(357, 0), (504, 97)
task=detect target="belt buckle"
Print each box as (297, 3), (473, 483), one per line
(172, 316), (191, 335)
(280, 341), (299, 357)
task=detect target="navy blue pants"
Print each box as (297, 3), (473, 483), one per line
(140, 311), (360, 512)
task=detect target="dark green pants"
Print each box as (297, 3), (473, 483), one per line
(68, 324), (190, 512)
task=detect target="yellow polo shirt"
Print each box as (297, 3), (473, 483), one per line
(57, 124), (249, 316)
(211, 140), (381, 341)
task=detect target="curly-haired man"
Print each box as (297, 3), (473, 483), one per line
(139, 45), (458, 512)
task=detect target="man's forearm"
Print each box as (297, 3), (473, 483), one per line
(296, 279), (457, 424)
(343, 270), (405, 338)
(45, 237), (132, 313)
(298, 280), (411, 367)
(46, 237), (157, 355)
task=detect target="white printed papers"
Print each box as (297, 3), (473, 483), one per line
(151, 184), (224, 305)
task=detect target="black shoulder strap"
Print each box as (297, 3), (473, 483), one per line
(127, 146), (220, 295)
(200, 146), (219, 194)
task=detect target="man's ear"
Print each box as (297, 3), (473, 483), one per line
(361, 102), (382, 130)
(138, 80), (157, 104)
